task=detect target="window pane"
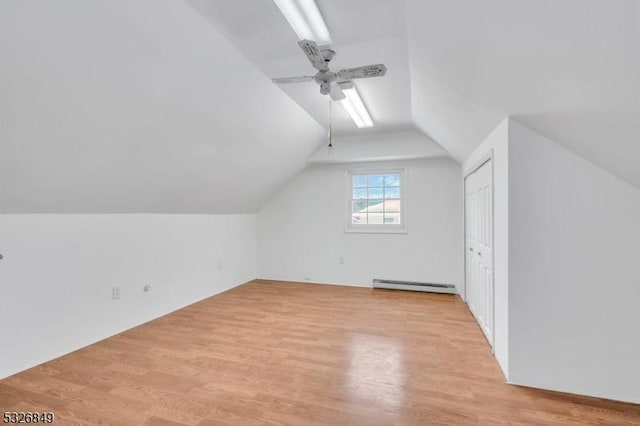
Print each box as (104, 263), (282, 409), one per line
(367, 174), (384, 186)
(368, 187), (384, 199)
(352, 200), (368, 212)
(385, 187), (400, 198)
(384, 174), (400, 186)
(384, 213), (401, 224)
(367, 200), (384, 212)
(351, 213), (366, 224)
(348, 171), (404, 231)
(352, 175), (367, 187)
(352, 188), (367, 199)
(384, 199), (401, 213)
(368, 213), (384, 224)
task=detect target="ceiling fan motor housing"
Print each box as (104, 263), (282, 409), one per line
(315, 71), (337, 95)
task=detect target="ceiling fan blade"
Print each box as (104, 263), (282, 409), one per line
(298, 39), (328, 72)
(337, 64), (387, 80)
(272, 76), (314, 84)
(329, 83), (345, 101)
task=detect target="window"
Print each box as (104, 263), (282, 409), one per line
(346, 169), (406, 233)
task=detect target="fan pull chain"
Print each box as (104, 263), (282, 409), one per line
(327, 99), (333, 153)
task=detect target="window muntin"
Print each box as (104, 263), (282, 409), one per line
(346, 169), (405, 233)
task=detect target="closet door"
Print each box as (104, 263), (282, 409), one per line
(465, 159), (494, 346)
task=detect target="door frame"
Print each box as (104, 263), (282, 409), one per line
(463, 150), (495, 350)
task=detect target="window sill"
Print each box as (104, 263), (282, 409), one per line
(345, 227), (407, 234)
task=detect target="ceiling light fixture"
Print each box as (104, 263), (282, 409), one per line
(273, 0), (331, 45)
(339, 82), (374, 128)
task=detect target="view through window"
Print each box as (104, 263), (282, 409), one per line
(348, 170), (404, 231)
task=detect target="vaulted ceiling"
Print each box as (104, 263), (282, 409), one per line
(407, 0), (640, 188)
(1, 0), (638, 213)
(187, 0), (414, 136)
(0, 0), (325, 213)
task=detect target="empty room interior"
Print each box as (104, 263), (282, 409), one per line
(1, 0), (640, 425)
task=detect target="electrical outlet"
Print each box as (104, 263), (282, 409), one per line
(217, 260), (223, 271)
(112, 286), (121, 300)
(144, 284), (151, 292)
(339, 256), (345, 264)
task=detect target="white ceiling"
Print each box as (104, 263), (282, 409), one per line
(1, 0), (638, 213)
(190, 0), (640, 188)
(407, 0), (640, 187)
(187, 0), (415, 136)
(0, 0), (325, 213)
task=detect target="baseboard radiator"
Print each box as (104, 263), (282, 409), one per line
(373, 279), (456, 294)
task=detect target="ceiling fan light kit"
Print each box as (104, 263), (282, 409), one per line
(272, 0), (387, 128)
(273, 0), (331, 44)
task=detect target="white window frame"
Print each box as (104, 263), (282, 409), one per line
(344, 168), (407, 234)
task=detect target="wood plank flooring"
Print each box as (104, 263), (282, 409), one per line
(1, 280), (639, 425)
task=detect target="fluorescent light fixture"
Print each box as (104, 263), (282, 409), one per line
(339, 82), (374, 128)
(273, 0), (331, 44)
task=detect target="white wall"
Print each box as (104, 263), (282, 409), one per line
(462, 118), (510, 378)
(508, 119), (640, 404)
(257, 158), (463, 288)
(0, 214), (256, 379)
(308, 129), (448, 164)
(465, 117), (640, 402)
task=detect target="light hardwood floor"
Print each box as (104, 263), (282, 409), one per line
(1, 280), (639, 425)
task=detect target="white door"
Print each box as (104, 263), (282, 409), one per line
(465, 159), (494, 346)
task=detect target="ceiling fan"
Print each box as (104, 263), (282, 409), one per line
(272, 39), (387, 101)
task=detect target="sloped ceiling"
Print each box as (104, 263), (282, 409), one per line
(1, 0), (638, 214)
(187, 0), (414, 136)
(0, 0), (325, 213)
(192, 0), (640, 188)
(407, 0), (640, 187)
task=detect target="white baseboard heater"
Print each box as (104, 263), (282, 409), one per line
(373, 279), (456, 294)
